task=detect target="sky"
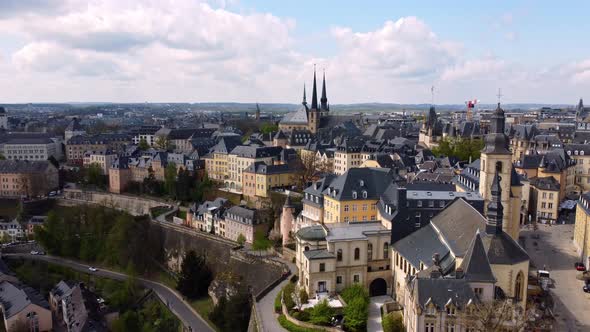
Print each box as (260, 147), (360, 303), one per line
(0, 0), (589, 104)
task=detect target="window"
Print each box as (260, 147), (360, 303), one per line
(473, 287), (483, 297)
(352, 191), (358, 199)
(417, 200), (423, 207)
(548, 203), (553, 209)
(352, 204), (357, 211)
(549, 193), (554, 199)
(439, 201), (445, 208)
(344, 204), (349, 212)
(352, 216), (357, 222)
(344, 217), (349, 222)
(304, 246), (309, 251)
(425, 322), (435, 332)
(446, 306), (456, 316)
(354, 248), (360, 260)
(362, 204), (368, 211)
(541, 202), (546, 209)
(367, 243), (373, 261)
(446, 323), (456, 332)
(337, 249), (343, 261)
(353, 274), (360, 283)
(362, 216), (367, 221)
(336, 276), (342, 284)
(383, 242), (389, 259)
(542, 192), (547, 199)
(428, 200), (434, 207)
(319, 263), (325, 272)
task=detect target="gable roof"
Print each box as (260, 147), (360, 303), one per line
(460, 232), (496, 283)
(322, 167), (393, 201)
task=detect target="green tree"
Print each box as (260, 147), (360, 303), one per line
(155, 136), (171, 151)
(138, 138), (150, 150)
(85, 163), (106, 188)
(164, 162), (177, 198)
(309, 299), (335, 326)
(344, 296), (369, 332)
(383, 312), (404, 332)
(252, 229), (272, 251)
(112, 311), (140, 332)
(260, 123), (278, 135)
(176, 250), (213, 300)
(236, 233), (246, 246)
(209, 291), (252, 332)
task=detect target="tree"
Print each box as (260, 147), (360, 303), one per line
(344, 296), (369, 331)
(138, 138), (150, 150)
(292, 153), (318, 190)
(176, 250), (213, 300)
(155, 136), (171, 151)
(260, 123), (278, 135)
(209, 291), (252, 332)
(85, 163), (106, 188)
(309, 299), (335, 326)
(460, 298), (553, 332)
(164, 162), (177, 198)
(291, 283), (308, 311)
(382, 312), (404, 332)
(252, 230), (272, 251)
(236, 233), (246, 246)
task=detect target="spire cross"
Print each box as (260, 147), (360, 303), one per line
(431, 85), (435, 104)
(497, 88), (503, 104)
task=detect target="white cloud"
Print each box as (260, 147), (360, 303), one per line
(0, 2), (588, 103)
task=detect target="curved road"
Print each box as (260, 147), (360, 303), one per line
(3, 253), (214, 332)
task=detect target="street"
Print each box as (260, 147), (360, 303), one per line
(3, 253), (214, 332)
(256, 259), (297, 332)
(521, 224), (590, 331)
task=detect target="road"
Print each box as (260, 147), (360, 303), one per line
(3, 253), (214, 332)
(521, 223), (590, 332)
(257, 259), (297, 332)
(368, 295), (391, 332)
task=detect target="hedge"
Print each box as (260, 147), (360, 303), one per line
(277, 315), (327, 332)
(275, 290), (283, 313)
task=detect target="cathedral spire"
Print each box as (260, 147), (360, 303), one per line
(485, 170), (504, 235)
(320, 69), (328, 111)
(311, 65), (318, 110)
(302, 83), (307, 106)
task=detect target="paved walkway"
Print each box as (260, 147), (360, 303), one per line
(257, 259), (297, 332)
(521, 224), (590, 331)
(368, 295), (392, 332)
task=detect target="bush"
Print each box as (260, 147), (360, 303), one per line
(292, 310), (310, 322)
(275, 290), (283, 313)
(283, 282), (296, 310)
(299, 288), (309, 305)
(341, 284), (370, 332)
(309, 300), (335, 326)
(278, 315), (326, 332)
(383, 311), (405, 332)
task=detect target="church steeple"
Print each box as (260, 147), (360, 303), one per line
(302, 83), (307, 106)
(320, 70), (328, 111)
(482, 102), (510, 154)
(311, 66), (318, 110)
(485, 171), (504, 235)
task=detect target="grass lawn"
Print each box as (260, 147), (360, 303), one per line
(191, 296), (220, 332)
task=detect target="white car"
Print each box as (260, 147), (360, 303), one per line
(30, 251), (39, 255)
(88, 267), (98, 272)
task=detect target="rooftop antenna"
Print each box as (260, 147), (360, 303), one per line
(497, 88), (503, 104)
(431, 85), (435, 105)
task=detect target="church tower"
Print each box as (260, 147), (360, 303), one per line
(479, 102), (520, 240)
(320, 70), (329, 118)
(308, 67), (320, 134)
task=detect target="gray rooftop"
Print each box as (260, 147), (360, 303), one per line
(325, 222), (389, 242)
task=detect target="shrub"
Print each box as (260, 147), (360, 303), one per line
(340, 284), (369, 305)
(283, 282), (296, 310)
(292, 310), (310, 322)
(383, 311), (404, 332)
(343, 296), (369, 332)
(278, 315), (325, 332)
(275, 290), (283, 313)
(309, 300), (335, 326)
(299, 288), (309, 305)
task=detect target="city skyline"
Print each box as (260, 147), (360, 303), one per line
(1, 0), (589, 104)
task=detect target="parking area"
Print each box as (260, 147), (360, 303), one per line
(521, 224), (590, 331)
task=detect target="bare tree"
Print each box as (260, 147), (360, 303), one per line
(291, 153), (319, 190)
(461, 299), (553, 332)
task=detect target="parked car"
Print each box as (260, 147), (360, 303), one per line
(583, 284), (590, 293)
(88, 267), (98, 272)
(575, 262), (586, 272)
(38, 251), (45, 255)
(30, 251), (38, 255)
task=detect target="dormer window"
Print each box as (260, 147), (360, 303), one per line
(446, 303), (456, 316)
(360, 180), (364, 186)
(352, 191), (358, 199)
(362, 191), (367, 199)
(582, 151), (585, 156)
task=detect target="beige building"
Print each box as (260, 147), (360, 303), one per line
(204, 136), (245, 183)
(242, 162), (296, 199)
(529, 176), (560, 224)
(565, 144), (590, 195)
(295, 222), (392, 297)
(574, 193), (590, 267)
(0, 281), (52, 332)
(83, 150), (116, 175)
(333, 138), (365, 175)
(225, 146), (282, 192)
(0, 160), (58, 198)
(224, 205), (267, 244)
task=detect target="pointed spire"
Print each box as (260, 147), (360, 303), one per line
(302, 83), (307, 106)
(311, 65), (318, 110)
(485, 171), (504, 235)
(578, 98), (584, 112)
(320, 69), (328, 111)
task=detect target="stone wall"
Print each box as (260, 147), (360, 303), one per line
(61, 189), (171, 216)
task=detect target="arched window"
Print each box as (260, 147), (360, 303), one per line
(514, 271), (524, 302)
(304, 246), (309, 251)
(383, 242), (389, 259)
(496, 161), (502, 173)
(367, 243), (373, 261)
(354, 248), (360, 260)
(337, 249), (343, 262)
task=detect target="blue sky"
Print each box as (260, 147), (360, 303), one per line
(0, 0), (588, 104)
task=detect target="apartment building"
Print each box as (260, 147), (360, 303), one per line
(242, 162), (297, 199)
(3, 137), (61, 161)
(0, 160), (58, 197)
(224, 205), (267, 244)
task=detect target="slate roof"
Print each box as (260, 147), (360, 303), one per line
(460, 232), (496, 283)
(210, 136), (242, 154)
(392, 224), (453, 273)
(0, 281), (49, 318)
(296, 225), (326, 241)
(539, 148), (574, 173)
(481, 231), (529, 265)
(322, 168), (393, 201)
(0, 160), (55, 173)
(230, 146), (282, 158)
(303, 249), (335, 260)
(66, 118), (83, 132)
(225, 206), (258, 225)
(4, 137), (54, 145)
(430, 198), (487, 257)
(530, 176), (560, 191)
(243, 162), (292, 175)
(564, 143), (590, 156)
(410, 277), (476, 310)
(515, 154), (543, 169)
(325, 222), (389, 242)
(281, 105), (309, 125)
